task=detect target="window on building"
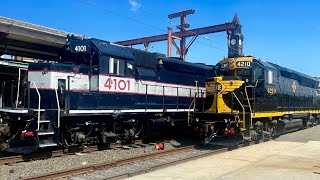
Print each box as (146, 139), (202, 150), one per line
(267, 70), (273, 84)
(109, 57), (125, 76)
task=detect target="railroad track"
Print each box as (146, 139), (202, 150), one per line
(107, 140), (266, 180)
(0, 149), (68, 165)
(0, 140), (145, 165)
(21, 139), (266, 180)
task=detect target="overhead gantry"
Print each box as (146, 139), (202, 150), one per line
(115, 10), (241, 60)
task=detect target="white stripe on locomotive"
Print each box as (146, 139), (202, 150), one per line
(28, 71), (206, 97)
(69, 109), (194, 114)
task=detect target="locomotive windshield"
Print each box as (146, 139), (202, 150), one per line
(218, 68), (251, 77)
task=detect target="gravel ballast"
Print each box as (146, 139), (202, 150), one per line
(0, 142), (178, 180)
(1, 126), (319, 180)
(72, 149), (211, 180)
(72, 125), (320, 180)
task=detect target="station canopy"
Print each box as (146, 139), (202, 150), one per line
(0, 16), (83, 61)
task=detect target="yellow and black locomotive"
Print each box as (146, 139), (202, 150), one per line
(190, 19), (320, 144)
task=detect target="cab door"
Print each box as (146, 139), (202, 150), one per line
(264, 69), (278, 111)
(57, 79), (66, 109)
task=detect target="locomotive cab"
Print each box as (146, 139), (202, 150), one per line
(206, 56), (253, 114)
(191, 56), (255, 144)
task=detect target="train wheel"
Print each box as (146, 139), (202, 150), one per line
(62, 130), (76, 147)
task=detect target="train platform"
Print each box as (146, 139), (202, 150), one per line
(129, 126), (320, 180)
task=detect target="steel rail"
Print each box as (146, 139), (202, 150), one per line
(106, 140), (266, 179)
(0, 140), (143, 165)
(32, 140), (265, 180)
(107, 148), (228, 180)
(0, 150), (65, 164)
(22, 145), (196, 180)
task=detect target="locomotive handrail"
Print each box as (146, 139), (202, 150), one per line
(145, 84), (148, 111)
(232, 91), (245, 131)
(139, 80), (195, 90)
(15, 68), (21, 108)
(188, 97), (196, 126)
(188, 80), (200, 126)
(245, 85), (255, 112)
(245, 85), (254, 128)
(162, 86), (165, 110)
(15, 68), (28, 108)
(29, 81), (41, 130)
(139, 80), (199, 111)
(176, 87), (179, 110)
(54, 81), (61, 128)
(0, 81), (4, 108)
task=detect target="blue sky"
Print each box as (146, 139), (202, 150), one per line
(1, 0), (319, 76)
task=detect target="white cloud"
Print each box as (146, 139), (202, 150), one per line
(129, 0), (141, 12)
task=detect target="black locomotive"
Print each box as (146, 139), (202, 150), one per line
(190, 20), (320, 145)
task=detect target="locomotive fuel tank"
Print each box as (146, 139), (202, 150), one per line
(276, 119), (303, 134)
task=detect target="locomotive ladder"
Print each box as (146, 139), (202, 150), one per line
(230, 85), (255, 136)
(187, 80), (199, 125)
(244, 85), (255, 128)
(241, 85), (255, 138)
(29, 81), (58, 147)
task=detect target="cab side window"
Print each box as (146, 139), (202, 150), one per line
(109, 57), (125, 76)
(267, 70), (273, 85)
(255, 67), (263, 81)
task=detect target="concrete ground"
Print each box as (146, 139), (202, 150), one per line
(128, 126), (320, 180)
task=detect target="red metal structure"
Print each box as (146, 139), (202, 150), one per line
(167, 9), (195, 59)
(115, 10), (240, 60)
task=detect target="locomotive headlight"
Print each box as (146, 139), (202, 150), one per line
(196, 118), (199, 122)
